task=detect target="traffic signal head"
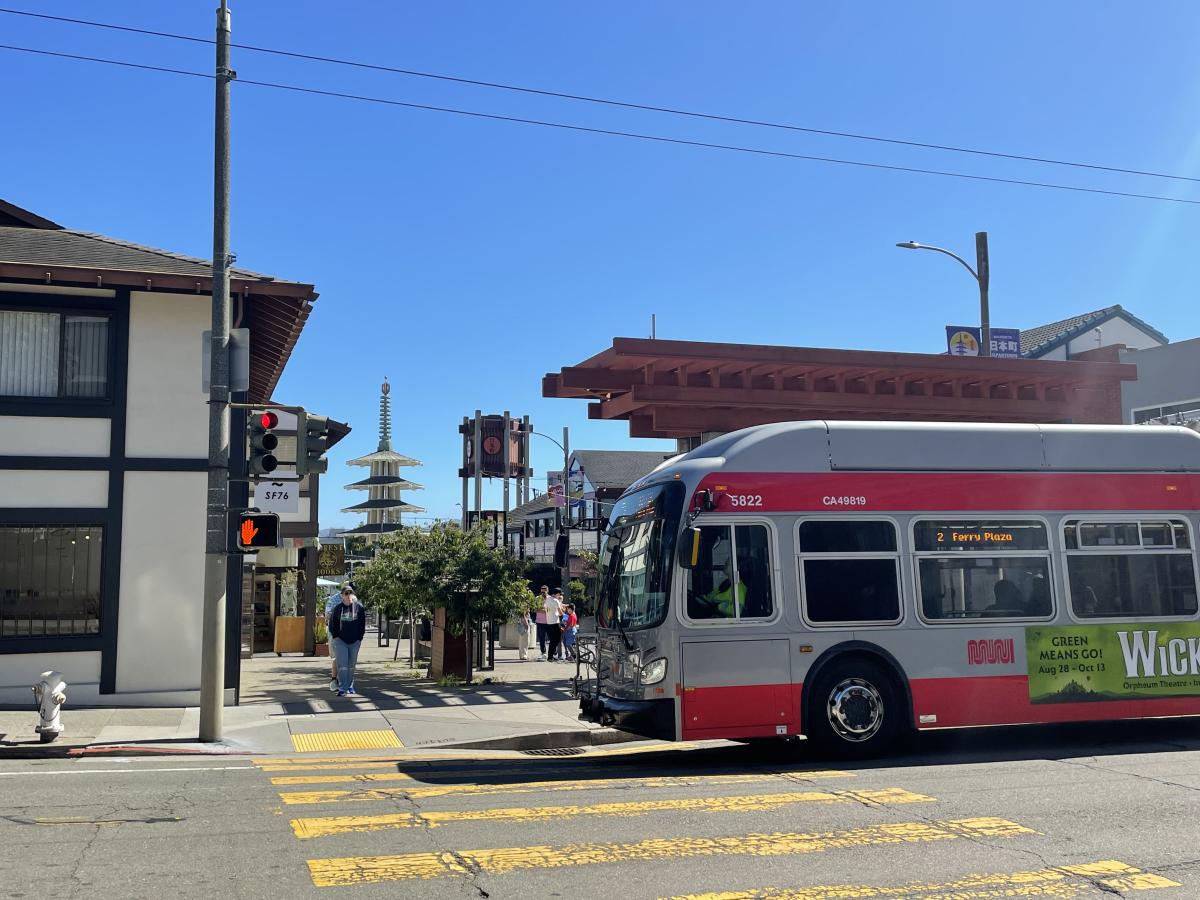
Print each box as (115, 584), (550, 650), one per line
(296, 411), (330, 477)
(237, 512), (279, 550)
(249, 410), (279, 476)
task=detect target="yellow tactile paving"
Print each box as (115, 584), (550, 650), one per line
(290, 788), (934, 838)
(662, 859), (1182, 899)
(306, 818), (1037, 887)
(279, 770), (854, 805)
(289, 731), (404, 753)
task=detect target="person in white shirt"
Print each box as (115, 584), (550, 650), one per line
(544, 589), (564, 661)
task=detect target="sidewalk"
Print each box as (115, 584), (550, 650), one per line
(0, 637), (613, 757)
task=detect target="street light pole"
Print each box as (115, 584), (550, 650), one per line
(529, 429), (571, 589)
(975, 232), (990, 358)
(896, 232), (991, 357)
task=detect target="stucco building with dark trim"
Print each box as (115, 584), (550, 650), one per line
(0, 199), (318, 706)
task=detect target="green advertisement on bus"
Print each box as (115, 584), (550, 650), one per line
(1026, 623), (1200, 704)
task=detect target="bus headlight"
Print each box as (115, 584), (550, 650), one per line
(641, 658), (667, 685)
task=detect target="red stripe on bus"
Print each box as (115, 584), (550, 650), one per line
(911, 675), (1200, 728)
(677, 677), (1200, 740)
(697, 472), (1200, 512)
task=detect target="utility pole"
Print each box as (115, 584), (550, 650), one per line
(976, 232), (991, 358)
(199, 0), (233, 743)
(561, 426), (570, 592)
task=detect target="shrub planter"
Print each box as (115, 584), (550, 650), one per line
(314, 642), (330, 658)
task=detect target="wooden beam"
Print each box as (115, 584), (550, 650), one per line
(556, 367), (645, 391)
(624, 382), (1074, 419)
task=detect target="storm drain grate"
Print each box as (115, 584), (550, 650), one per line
(519, 747), (587, 757)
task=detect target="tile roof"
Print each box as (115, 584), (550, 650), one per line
(0, 226), (284, 282)
(1021, 304), (1168, 358)
(573, 449), (675, 490)
(506, 493), (555, 528)
(0, 200), (316, 403)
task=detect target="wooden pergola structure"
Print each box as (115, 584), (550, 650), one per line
(543, 338), (1138, 440)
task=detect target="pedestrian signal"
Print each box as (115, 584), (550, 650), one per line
(237, 512), (279, 550)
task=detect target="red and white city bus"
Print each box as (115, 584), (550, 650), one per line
(580, 421), (1200, 756)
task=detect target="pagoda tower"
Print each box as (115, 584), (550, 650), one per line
(340, 379), (424, 540)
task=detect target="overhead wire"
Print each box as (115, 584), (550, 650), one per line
(1, 5), (1198, 185)
(2, 42), (1200, 207)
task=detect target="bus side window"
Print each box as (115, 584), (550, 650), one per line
(735, 525), (774, 618)
(685, 524), (774, 621)
(686, 526), (735, 620)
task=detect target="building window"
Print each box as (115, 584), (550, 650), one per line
(914, 520), (1053, 620)
(1064, 519), (1198, 618)
(0, 310), (111, 399)
(0, 526), (103, 637)
(1132, 400), (1200, 424)
(799, 520), (901, 624)
(685, 524), (774, 621)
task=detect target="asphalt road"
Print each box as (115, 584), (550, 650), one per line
(3, 718), (1200, 899)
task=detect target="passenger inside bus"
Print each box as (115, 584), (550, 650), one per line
(919, 559), (1052, 619)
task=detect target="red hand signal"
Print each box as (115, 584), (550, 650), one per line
(240, 518), (259, 546)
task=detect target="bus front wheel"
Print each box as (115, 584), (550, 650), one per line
(808, 658), (901, 758)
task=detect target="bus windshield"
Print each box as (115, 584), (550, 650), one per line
(597, 481), (684, 631)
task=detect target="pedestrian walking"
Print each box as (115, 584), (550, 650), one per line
(515, 603), (533, 661)
(535, 585), (550, 660)
(545, 588), (564, 661)
(324, 583), (351, 691)
(328, 586), (366, 696)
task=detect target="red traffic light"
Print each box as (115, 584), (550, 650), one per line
(260, 411), (279, 430)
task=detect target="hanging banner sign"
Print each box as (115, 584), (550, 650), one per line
(1026, 623), (1200, 704)
(945, 325), (1022, 359)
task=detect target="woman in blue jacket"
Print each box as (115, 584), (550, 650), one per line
(327, 588), (366, 696)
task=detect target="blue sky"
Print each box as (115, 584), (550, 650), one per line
(5, 2), (1200, 527)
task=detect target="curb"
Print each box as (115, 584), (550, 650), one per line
(0, 742), (258, 760)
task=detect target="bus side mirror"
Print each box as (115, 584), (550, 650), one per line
(554, 534), (569, 568)
(678, 527), (702, 569)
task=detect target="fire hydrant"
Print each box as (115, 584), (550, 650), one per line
(32, 671), (66, 743)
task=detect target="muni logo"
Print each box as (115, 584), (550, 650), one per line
(967, 638), (1015, 666)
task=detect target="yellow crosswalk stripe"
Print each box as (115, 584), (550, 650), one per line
(255, 752), (508, 767)
(272, 772), (417, 785)
(289, 731), (403, 753)
(254, 742), (690, 769)
(290, 788), (934, 838)
(662, 859), (1182, 899)
(269, 760), (702, 784)
(280, 770), (853, 805)
(306, 817), (1037, 887)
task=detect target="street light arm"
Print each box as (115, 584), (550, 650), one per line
(529, 431), (566, 455)
(896, 242), (979, 281)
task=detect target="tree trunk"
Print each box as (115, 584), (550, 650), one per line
(430, 607), (468, 679)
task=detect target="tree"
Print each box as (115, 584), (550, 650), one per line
(354, 522), (530, 676)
